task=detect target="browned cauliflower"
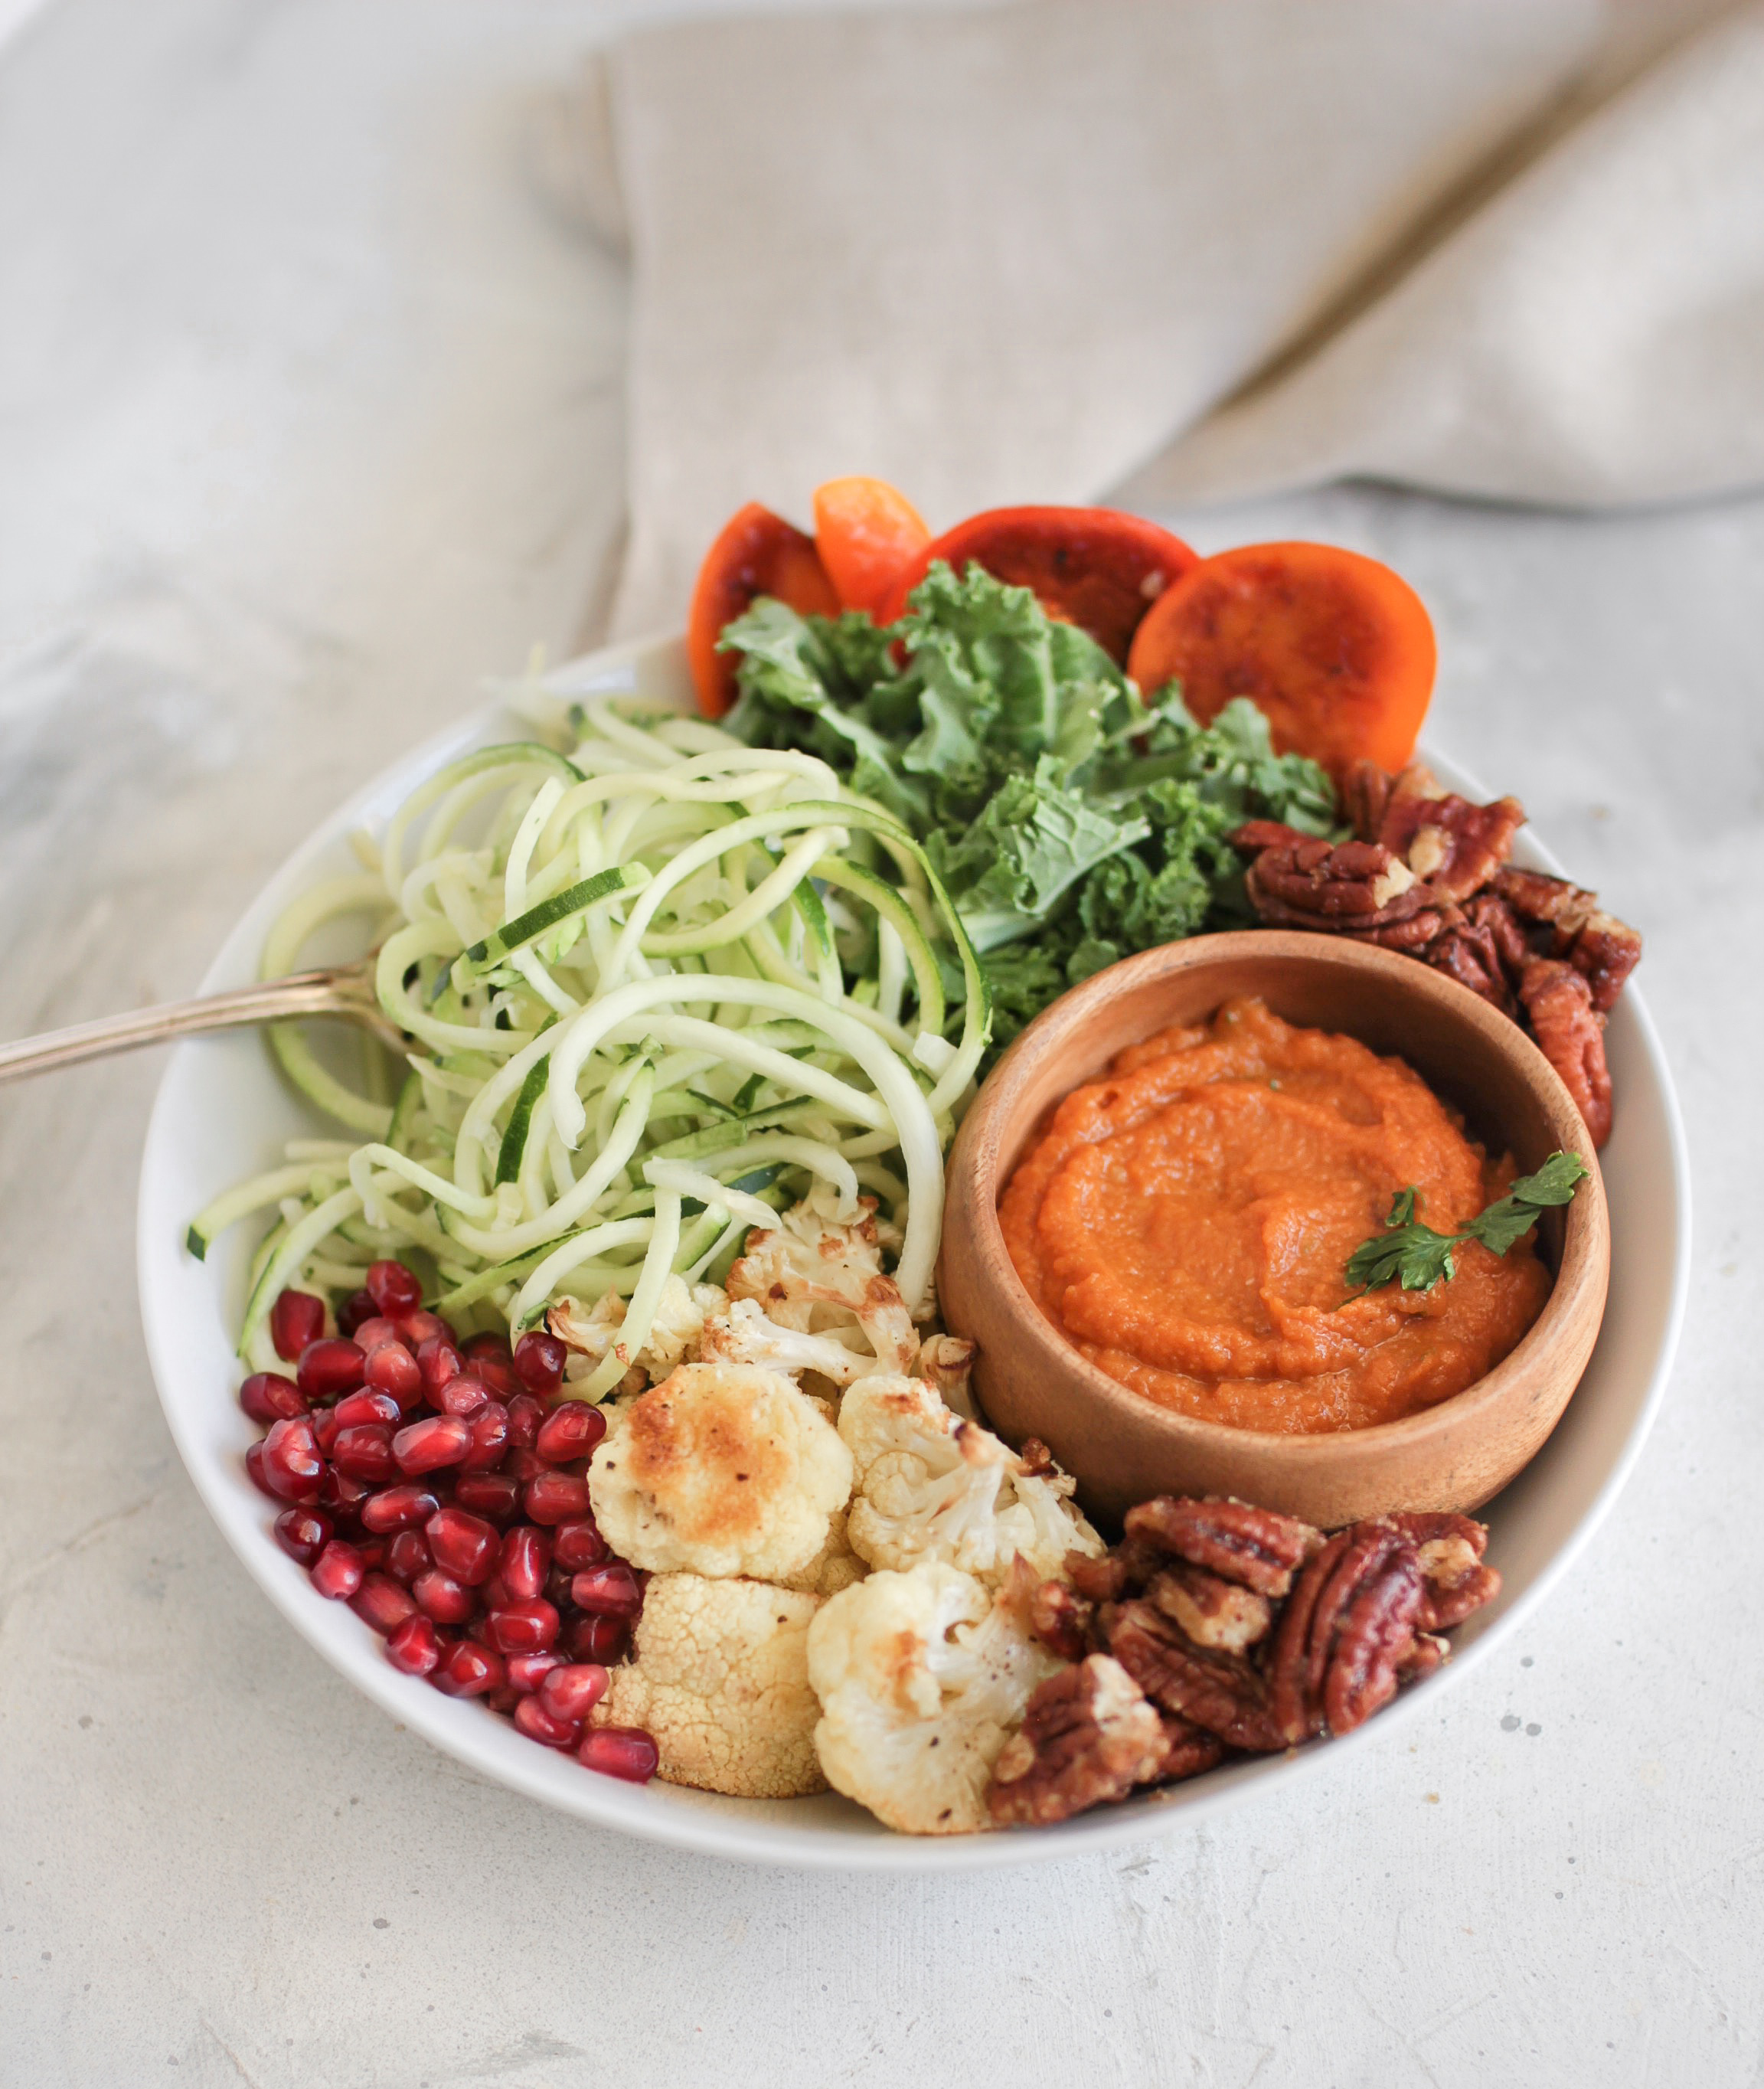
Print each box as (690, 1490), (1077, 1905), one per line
(727, 1200), (918, 1376)
(698, 1296), (878, 1389)
(591, 1574), (825, 1799)
(776, 1504), (866, 1597)
(838, 1375), (1102, 1586)
(807, 1563), (1064, 1834)
(549, 1275), (727, 1388)
(587, 1361), (854, 1583)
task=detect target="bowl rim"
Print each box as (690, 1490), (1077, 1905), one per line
(949, 927), (1611, 1463)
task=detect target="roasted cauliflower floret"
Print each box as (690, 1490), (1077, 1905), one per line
(550, 1276), (727, 1386)
(698, 1296), (875, 1388)
(913, 1332), (977, 1420)
(807, 1563), (1065, 1834)
(588, 1361), (854, 1583)
(727, 1198), (918, 1376)
(839, 1375), (1103, 1586)
(591, 1573), (825, 1798)
(776, 1504), (867, 1597)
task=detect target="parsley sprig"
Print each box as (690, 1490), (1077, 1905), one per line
(1345, 1151), (1590, 1295)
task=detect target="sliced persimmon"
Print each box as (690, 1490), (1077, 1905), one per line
(687, 501), (841, 717)
(876, 505), (1199, 662)
(812, 476), (932, 618)
(1125, 541), (1436, 776)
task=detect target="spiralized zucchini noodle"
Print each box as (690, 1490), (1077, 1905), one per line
(191, 689), (991, 1385)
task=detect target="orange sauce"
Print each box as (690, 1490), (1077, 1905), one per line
(998, 996), (1551, 1434)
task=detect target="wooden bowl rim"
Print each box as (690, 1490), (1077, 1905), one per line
(946, 929), (1611, 1463)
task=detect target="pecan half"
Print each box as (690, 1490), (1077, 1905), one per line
(1378, 790), (1524, 903)
(988, 1656), (1169, 1826)
(1123, 1496), (1325, 1599)
(1518, 957), (1614, 1147)
(1493, 868), (1642, 1015)
(1322, 1545), (1425, 1735)
(1104, 1597), (1288, 1751)
(1237, 832), (1440, 931)
(1383, 1512), (1501, 1630)
(1143, 1713), (1227, 1787)
(1268, 1523), (1424, 1740)
(1423, 910), (1517, 1012)
(1027, 1577), (1096, 1663)
(1148, 1562), (1273, 1653)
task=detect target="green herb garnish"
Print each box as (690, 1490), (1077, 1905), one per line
(1345, 1151), (1590, 1294)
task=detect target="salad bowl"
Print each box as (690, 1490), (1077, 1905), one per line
(136, 633), (1688, 1872)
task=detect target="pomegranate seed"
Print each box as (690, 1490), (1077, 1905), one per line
(499, 1526), (552, 1601)
(504, 1447), (548, 1483)
(310, 1540), (365, 1600)
(394, 1414), (470, 1475)
(505, 1394), (543, 1447)
(513, 1695), (580, 1748)
(526, 1472), (590, 1525)
(244, 1442), (281, 1500)
(416, 1335), (465, 1401)
(430, 1639), (505, 1698)
(270, 1288), (326, 1361)
(424, 1506), (499, 1584)
(452, 1471), (521, 1522)
(386, 1613), (442, 1676)
(535, 1400), (606, 1463)
(571, 1563), (642, 1616)
(541, 1662), (609, 1723)
(350, 1571), (418, 1636)
(505, 1651), (562, 1693)
(553, 1518), (609, 1571)
(357, 1538), (388, 1571)
(386, 1528), (432, 1585)
(337, 1289), (377, 1337)
(312, 1407), (343, 1456)
(360, 1483), (440, 1535)
(240, 1371), (305, 1425)
(413, 1568), (476, 1625)
(349, 1316), (404, 1355)
(460, 1401), (509, 1472)
(544, 1564), (575, 1610)
(480, 1573), (511, 1610)
(473, 1357), (518, 1400)
(568, 1614), (628, 1663)
(579, 1728), (657, 1783)
(332, 1388), (402, 1430)
(485, 1683), (522, 1715)
(364, 1343), (424, 1412)
(485, 1599), (559, 1655)
(398, 1309), (452, 1349)
(260, 1416), (325, 1502)
(462, 1331), (512, 1365)
(297, 1337), (365, 1402)
(513, 1330), (567, 1396)
(273, 1505), (333, 1566)
(367, 1259), (423, 1316)
(318, 1467), (371, 1522)
(433, 1371), (491, 1418)
(332, 1424), (396, 1484)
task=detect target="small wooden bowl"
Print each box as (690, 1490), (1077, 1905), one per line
(938, 932), (1610, 1528)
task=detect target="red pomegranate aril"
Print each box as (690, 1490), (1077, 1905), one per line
(360, 1483), (440, 1535)
(312, 1407), (342, 1456)
(398, 1309), (453, 1350)
(571, 1563), (642, 1617)
(433, 1371), (491, 1418)
(413, 1568), (476, 1625)
(364, 1342), (424, 1412)
(462, 1331), (513, 1365)
(452, 1471), (521, 1522)
(386, 1528), (432, 1585)
(318, 1466), (371, 1522)
(350, 1571), (418, 1636)
(424, 1505), (500, 1584)
(310, 1540), (366, 1600)
(430, 1639), (505, 1698)
(273, 1505), (333, 1566)
(505, 1393), (544, 1449)
(460, 1401), (509, 1472)
(504, 1447), (548, 1484)
(552, 1518), (609, 1571)
(260, 1416), (325, 1502)
(513, 1695), (580, 1748)
(349, 1316), (404, 1355)
(332, 1388), (402, 1430)
(499, 1525), (552, 1601)
(481, 1573), (512, 1610)
(240, 1371), (306, 1425)
(513, 1330), (567, 1397)
(579, 1727), (658, 1783)
(526, 1472), (590, 1525)
(244, 1441), (280, 1501)
(485, 1683), (522, 1715)
(297, 1337), (366, 1402)
(332, 1424), (396, 1484)
(357, 1538), (388, 1571)
(485, 1599), (559, 1655)
(416, 1335), (465, 1400)
(386, 1612), (442, 1676)
(567, 1614), (628, 1664)
(270, 1288), (326, 1362)
(535, 1400), (606, 1463)
(366, 1258), (423, 1316)
(505, 1650), (562, 1694)
(393, 1414), (470, 1475)
(338, 1289), (377, 1336)
(540, 1662), (609, 1724)
(473, 1356), (518, 1401)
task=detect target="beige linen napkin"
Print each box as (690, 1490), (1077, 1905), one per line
(563, 0), (1764, 636)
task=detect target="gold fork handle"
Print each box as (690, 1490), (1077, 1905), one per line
(0, 966), (390, 1086)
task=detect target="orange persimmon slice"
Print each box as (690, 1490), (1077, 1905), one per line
(1125, 541), (1436, 776)
(812, 476), (932, 618)
(876, 505), (1199, 662)
(687, 501), (841, 717)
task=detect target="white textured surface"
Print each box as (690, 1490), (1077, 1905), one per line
(0, 3), (1758, 2085)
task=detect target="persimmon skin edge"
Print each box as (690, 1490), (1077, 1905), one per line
(1125, 541), (1437, 776)
(688, 501), (839, 717)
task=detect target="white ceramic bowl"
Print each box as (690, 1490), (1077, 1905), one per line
(136, 633), (1690, 1872)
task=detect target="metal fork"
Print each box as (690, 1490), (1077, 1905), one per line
(0, 957), (403, 1085)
